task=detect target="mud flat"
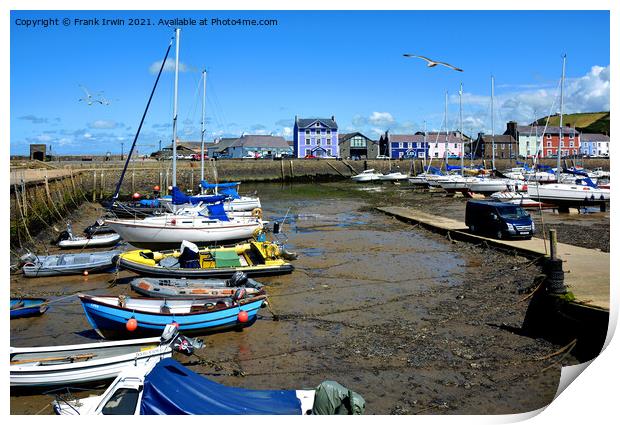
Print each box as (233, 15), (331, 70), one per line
(10, 183), (585, 414)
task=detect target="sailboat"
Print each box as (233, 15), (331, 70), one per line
(105, 29), (263, 246)
(527, 55), (610, 209)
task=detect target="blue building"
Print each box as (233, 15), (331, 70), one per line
(293, 116), (339, 158)
(579, 133), (609, 157)
(378, 131), (429, 159)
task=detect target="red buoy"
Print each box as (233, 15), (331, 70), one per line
(153, 185), (161, 191)
(132, 192), (141, 200)
(238, 310), (249, 323)
(126, 318), (138, 332)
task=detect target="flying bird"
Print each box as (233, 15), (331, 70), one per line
(403, 54), (464, 72)
(78, 85), (104, 105)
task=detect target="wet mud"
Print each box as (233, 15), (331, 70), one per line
(10, 182), (593, 415)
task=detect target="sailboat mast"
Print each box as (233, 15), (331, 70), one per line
(200, 69), (206, 192)
(171, 28), (181, 188)
(459, 82), (464, 175)
(444, 91), (448, 170)
(423, 120), (427, 170)
(491, 76), (495, 170)
(557, 54), (566, 180)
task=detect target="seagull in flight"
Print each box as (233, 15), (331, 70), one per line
(403, 54), (464, 72)
(78, 85), (104, 105)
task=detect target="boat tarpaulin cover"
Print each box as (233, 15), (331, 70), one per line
(200, 181), (241, 199)
(171, 187), (226, 205)
(312, 380), (366, 415)
(140, 358), (302, 415)
(138, 199), (160, 207)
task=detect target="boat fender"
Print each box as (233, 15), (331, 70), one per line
(170, 219), (176, 225)
(126, 317), (138, 332)
(237, 310), (249, 323)
(251, 208), (263, 220)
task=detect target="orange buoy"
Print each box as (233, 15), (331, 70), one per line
(132, 192), (141, 199)
(238, 310), (249, 323)
(126, 318), (138, 332)
(153, 185), (161, 192)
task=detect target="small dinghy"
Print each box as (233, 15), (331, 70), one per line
(10, 298), (49, 319)
(10, 324), (202, 388)
(79, 292), (267, 339)
(54, 358), (365, 415)
(21, 250), (122, 277)
(117, 240), (294, 279)
(130, 272), (264, 299)
(55, 223), (121, 249)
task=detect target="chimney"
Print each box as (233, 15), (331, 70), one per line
(507, 121), (517, 138)
(331, 115), (335, 121)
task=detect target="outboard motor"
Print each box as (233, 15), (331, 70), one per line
(227, 271), (249, 287)
(52, 230), (71, 244)
(273, 221), (281, 234)
(178, 240), (200, 269)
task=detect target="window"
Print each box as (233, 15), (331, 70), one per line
(454, 143), (458, 149)
(398, 142), (403, 149)
(547, 150), (552, 157)
(326, 129), (331, 135)
(316, 138), (320, 145)
(305, 130), (310, 135)
(326, 138), (331, 145)
(569, 141), (574, 147)
(305, 138), (310, 145)
(569, 133), (574, 139)
(546, 134), (551, 139)
(316, 123), (320, 127)
(101, 388), (140, 415)
(546, 141), (552, 148)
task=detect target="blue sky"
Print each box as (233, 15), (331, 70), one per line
(10, 10), (610, 155)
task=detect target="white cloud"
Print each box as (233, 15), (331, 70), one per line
(281, 127), (293, 137)
(88, 120), (118, 129)
(35, 134), (53, 142)
(149, 58), (194, 74)
(368, 112), (395, 126)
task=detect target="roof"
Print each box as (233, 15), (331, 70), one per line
(478, 134), (517, 144)
(338, 132), (377, 144)
(387, 134), (426, 142)
(296, 117), (338, 129)
(208, 137), (239, 152)
(579, 133), (609, 142)
(164, 140), (213, 151)
(535, 126), (579, 135)
(230, 135), (290, 148)
(418, 133), (466, 144)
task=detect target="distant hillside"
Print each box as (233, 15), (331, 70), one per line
(532, 111), (610, 135)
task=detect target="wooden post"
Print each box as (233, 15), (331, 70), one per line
(280, 159), (285, 181)
(159, 171), (163, 190)
(20, 179), (27, 217)
(165, 170), (169, 195)
(191, 169), (195, 191)
(549, 229), (557, 260)
(289, 160), (294, 179)
(100, 170), (105, 199)
(131, 170), (135, 194)
(92, 170), (97, 202)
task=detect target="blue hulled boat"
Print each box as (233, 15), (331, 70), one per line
(78, 293), (266, 339)
(10, 298), (49, 319)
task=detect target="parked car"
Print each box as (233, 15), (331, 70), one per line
(304, 154), (317, 159)
(376, 155), (389, 160)
(465, 200), (534, 240)
(279, 153), (294, 159)
(190, 153), (208, 161)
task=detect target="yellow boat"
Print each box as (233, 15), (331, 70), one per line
(116, 240), (295, 278)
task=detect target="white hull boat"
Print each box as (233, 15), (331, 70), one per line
(57, 233), (121, 249)
(106, 215), (263, 245)
(378, 172), (409, 181)
(465, 178), (526, 194)
(351, 169), (382, 182)
(161, 196), (261, 213)
(53, 358), (364, 415)
(527, 182), (610, 205)
(10, 325), (193, 387)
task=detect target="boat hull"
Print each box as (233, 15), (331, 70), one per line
(10, 298), (49, 319)
(130, 277), (264, 298)
(10, 339), (171, 387)
(80, 295), (266, 339)
(58, 234), (121, 249)
(106, 217), (262, 245)
(527, 184), (610, 207)
(22, 251), (121, 277)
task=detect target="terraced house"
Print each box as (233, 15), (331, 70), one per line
(338, 132), (379, 159)
(579, 133), (610, 157)
(378, 131), (428, 159)
(293, 116), (338, 158)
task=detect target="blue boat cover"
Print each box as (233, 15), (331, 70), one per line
(446, 164), (462, 171)
(138, 199), (160, 207)
(171, 187), (226, 205)
(206, 202), (229, 221)
(140, 358), (302, 415)
(424, 166), (444, 175)
(200, 181), (241, 199)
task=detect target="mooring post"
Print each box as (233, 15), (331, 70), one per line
(549, 229), (557, 260)
(131, 170), (135, 194)
(100, 170), (105, 199)
(92, 170), (97, 202)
